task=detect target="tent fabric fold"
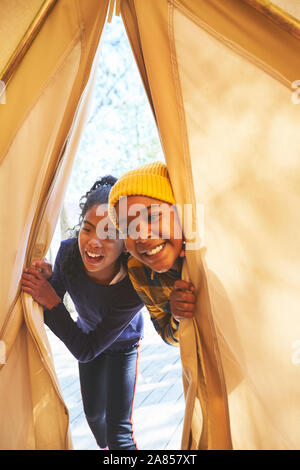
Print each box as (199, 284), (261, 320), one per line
(241, 0), (300, 39)
(121, 0), (300, 449)
(0, 0), (58, 85)
(1, 0), (300, 450)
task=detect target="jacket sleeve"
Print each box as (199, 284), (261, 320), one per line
(127, 263), (179, 347)
(44, 242), (142, 362)
(46, 241), (68, 300)
(44, 300), (141, 363)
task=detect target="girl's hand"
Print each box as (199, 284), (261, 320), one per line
(170, 280), (196, 321)
(31, 259), (53, 279)
(21, 269), (61, 310)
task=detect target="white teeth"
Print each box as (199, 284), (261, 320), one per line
(146, 243), (165, 256)
(86, 250), (102, 258)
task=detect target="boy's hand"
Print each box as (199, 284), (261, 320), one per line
(21, 269), (61, 310)
(31, 259), (53, 279)
(170, 280), (196, 321)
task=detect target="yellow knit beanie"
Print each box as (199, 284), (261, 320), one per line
(108, 161), (175, 227)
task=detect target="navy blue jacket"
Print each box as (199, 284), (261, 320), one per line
(44, 239), (144, 362)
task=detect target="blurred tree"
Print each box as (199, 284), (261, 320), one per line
(63, 16), (164, 228)
(47, 16), (164, 311)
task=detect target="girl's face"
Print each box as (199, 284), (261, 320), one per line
(116, 196), (184, 273)
(78, 205), (124, 283)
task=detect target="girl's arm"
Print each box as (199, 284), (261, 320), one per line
(21, 243), (142, 362)
(31, 259), (53, 279)
(21, 269), (62, 310)
(43, 300), (141, 362)
(22, 243), (67, 304)
(22, 270), (141, 362)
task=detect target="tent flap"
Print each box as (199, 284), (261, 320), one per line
(122, 0), (300, 449)
(0, 0), (109, 450)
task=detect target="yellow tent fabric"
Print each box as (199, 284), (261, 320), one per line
(0, 0), (109, 449)
(1, 0), (300, 450)
(121, 0), (300, 450)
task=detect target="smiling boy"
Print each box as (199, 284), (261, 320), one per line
(108, 162), (196, 346)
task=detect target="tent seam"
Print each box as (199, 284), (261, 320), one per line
(169, 0), (293, 89)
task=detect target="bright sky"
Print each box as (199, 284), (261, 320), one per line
(50, 16), (164, 256)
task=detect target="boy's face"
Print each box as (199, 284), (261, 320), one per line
(115, 195), (183, 273)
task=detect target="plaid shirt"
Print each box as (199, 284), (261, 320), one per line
(127, 256), (183, 346)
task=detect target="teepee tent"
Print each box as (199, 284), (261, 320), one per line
(0, 0), (300, 450)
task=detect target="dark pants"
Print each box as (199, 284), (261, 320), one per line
(78, 344), (139, 450)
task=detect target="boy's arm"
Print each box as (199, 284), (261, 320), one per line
(145, 301), (180, 346)
(169, 280), (195, 321)
(128, 267), (179, 347)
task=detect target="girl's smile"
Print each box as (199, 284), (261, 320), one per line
(84, 249), (105, 265)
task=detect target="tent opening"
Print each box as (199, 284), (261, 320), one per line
(46, 15), (185, 451)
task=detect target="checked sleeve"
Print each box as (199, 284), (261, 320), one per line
(127, 257), (179, 347)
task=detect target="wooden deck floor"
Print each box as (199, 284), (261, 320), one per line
(47, 308), (185, 450)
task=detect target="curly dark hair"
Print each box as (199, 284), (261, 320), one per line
(61, 175), (128, 281)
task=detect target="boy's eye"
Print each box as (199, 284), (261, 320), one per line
(105, 230), (116, 239)
(82, 227), (90, 233)
(150, 213), (161, 222)
(108, 233), (117, 240)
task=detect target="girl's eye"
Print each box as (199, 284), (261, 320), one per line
(126, 226), (135, 237)
(82, 227), (90, 233)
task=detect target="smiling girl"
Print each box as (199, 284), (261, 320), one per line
(21, 177), (144, 450)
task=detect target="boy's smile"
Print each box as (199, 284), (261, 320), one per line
(137, 241), (166, 257)
(116, 196), (184, 273)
